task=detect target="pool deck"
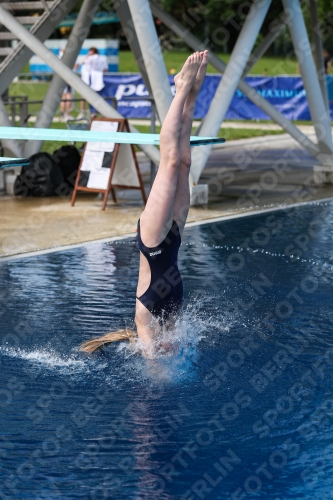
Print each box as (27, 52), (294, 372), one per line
(1, 132), (333, 258)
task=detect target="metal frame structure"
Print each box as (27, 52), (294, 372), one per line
(125, 0), (172, 122)
(282, 0), (332, 154)
(0, 0), (333, 187)
(189, 0), (273, 180)
(0, 3), (160, 167)
(0, 0), (79, 96)
(149, 0), (332, 183)
(0, 98), (23, 159)
(24, 0), (102, 157)
(309, 0), (329, 112)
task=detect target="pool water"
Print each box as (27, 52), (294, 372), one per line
(1, 200), (333, 499)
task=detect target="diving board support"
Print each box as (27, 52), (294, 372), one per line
(149, 0), (321, 184)
(24, 0), (100, 157)
(187, 0), (272, 183)
(282, 0), (333, 155)
(0, 98), (23, 161)
(126, 0), (172, 124)
(71, 118), (147, 210)
(115, 1), (153, 97)
(309, 0), (329, 115)
(0, 5), (160, 168)
(242, 12), (288, 77)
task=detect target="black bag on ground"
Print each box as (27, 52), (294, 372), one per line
(52, 145), (81, 188)
(14, 152), (65, 197)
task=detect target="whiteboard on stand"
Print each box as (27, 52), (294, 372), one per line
(71, 117), (146, 210)
(82, 121), (118, 190)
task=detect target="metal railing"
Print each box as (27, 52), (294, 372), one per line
(2, 95), (157, 125)
(2, 95), (118, 124)
(3, 95), (29, 126)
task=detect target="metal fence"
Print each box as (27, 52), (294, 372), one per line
(2, 95), (118, 125)
(2, 94), (157, 125)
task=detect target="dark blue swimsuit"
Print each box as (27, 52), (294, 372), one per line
(137, 220), (183, 322)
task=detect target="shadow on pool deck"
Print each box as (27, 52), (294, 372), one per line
(1, 134), (333, 258)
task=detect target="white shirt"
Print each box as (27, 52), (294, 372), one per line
(81, 54), (108, 91)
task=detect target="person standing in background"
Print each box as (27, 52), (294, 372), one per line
(77, 47), (108, 120)
(59, 47), (74, 121)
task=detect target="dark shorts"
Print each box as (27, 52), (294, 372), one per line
(63, 85), (72, 94)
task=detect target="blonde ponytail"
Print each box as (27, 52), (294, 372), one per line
(80, 329), (136, 353)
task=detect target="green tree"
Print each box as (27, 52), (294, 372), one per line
(158, 0), (333, 54)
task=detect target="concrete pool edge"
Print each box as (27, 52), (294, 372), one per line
(1, 196), (332, 262)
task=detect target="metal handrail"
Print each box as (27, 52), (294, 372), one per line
(2, 96), (117, 107)
(3, 96), (154, 105)
(1, 95), (156, 127)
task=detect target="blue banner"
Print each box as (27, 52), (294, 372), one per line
(102, 74), (333, 121)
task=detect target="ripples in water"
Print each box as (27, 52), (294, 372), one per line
(1, 201), (333, 499)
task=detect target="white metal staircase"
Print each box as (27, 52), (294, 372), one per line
(0, 0), (79, 95)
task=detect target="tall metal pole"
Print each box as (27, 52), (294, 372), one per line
(309, 0), (329, 113)
(150, 0), (320, 184)
(282, 0), (333, 154)
(24, 0), (101, 157)
(0, 6), (160, 166)
(115, 0), (153, 96)
(115, 0), (157, 185)
(243, 1), (306, 77)
(150, 99), (157, 187)
(0, 98), (23, 159)
(189, 0), (272, 182)
(126, 0), (172, 123)
(242, 14), (287, 76)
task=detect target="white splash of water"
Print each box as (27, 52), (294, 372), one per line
(0, 345), (107, 375)
(117, 296), (234, 385)
(0, 296), (235, 385)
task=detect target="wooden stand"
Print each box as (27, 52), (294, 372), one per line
(71, 118), (146, 210)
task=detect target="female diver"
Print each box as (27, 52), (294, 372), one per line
(81, 51), (208, 356)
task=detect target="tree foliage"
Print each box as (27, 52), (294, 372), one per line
(157, 0), (333, 54)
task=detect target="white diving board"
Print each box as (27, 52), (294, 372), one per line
(0, 126), (225, 147)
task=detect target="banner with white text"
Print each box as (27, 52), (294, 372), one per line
(100, 74), (333, 121)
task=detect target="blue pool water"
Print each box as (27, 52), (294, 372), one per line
(1, 200), (333, 499)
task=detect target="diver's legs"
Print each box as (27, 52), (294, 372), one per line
(139, 52), (203, 248)
(173, 51), (209, 234)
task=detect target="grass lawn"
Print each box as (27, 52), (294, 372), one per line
(119, 51), (299, 76)
(17, 51), (299, 76)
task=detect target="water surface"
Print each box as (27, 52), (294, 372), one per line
(1, 201), (333, 499)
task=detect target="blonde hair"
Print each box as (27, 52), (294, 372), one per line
(80, 329), (136, 353)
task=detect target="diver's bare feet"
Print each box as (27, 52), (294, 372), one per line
(191, 50), (209, 97)
(174, 52), (202, 95)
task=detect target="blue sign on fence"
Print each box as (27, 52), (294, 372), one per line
(101, 74), (333, 121)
